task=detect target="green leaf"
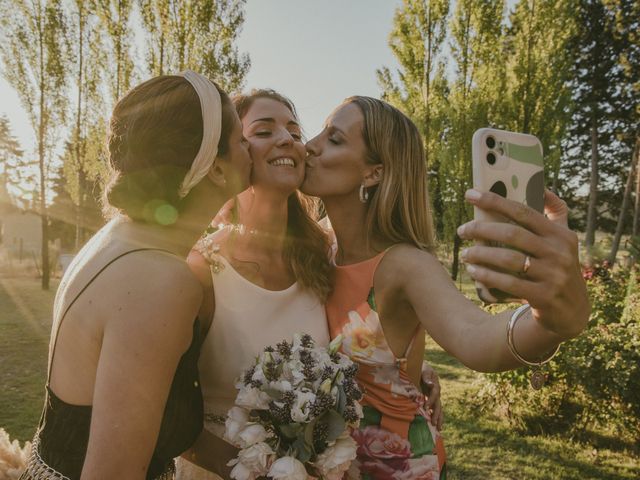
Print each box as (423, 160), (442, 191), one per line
(336, 385), (347, 415)
(324, 409), (346, 443)
(279, 423), (303, 439)
(293, 436), (312, 463)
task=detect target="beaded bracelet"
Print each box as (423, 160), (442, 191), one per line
(507, 304), (560, 389)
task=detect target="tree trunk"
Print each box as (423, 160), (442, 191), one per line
(633, 136), (640, 237)
(38, 14), (49, 291)
(585, 114), (599, 250)
(75, 3), (85, 251)
(451, 229), (461, 281)
(608, 140), (638, 264)
(522, 0), (535, 134)
(451, 188), (464, 281)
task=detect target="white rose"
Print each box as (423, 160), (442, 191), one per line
(236, 386), (271, 410)
(290, 390), (316, 422)
(252, 366), (268, 384)
(269, 379), (293, 393)
(240, 442), (274, 474)
(282, 359), (306, 386)
(268, 456), (308, 480)
(314, 434), (357, 480)
(352, 401), (363, 422)
(311, 348), (332, 367)
(229, 459), (255, 480)
(225, 407), (250, 444)
(238, 423), (270, 447)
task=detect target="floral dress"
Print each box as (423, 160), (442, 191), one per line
(326, 250), (446, 480)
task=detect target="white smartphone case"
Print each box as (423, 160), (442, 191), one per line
(471, 128), (544, 303)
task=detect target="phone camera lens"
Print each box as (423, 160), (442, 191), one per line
(487, 152), (496, 165)
(486, 136), (496, 148)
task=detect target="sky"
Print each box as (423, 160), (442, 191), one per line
(0, 0), (403, 156)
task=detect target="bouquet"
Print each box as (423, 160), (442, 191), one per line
(225, 333), (363, 480)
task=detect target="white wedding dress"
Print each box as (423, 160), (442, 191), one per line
(175, 253), (329, 479)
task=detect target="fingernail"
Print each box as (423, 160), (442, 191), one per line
(461, 248), (469, 261)
(465, 189), (481, 201)
(466, 264), (476, 275)
(457, 224), (466, 237)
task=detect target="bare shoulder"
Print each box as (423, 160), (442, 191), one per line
(380, 243), (445, 278)
(98, 251), (203, 325)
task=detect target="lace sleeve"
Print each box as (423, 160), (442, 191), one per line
(194, 233), (222, 265)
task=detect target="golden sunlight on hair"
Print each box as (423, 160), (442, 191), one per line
(344, 96), (436, 252)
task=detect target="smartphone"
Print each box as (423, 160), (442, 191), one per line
(471, 128), (544, 303)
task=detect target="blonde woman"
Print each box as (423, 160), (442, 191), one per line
(302, 96), (590, 479)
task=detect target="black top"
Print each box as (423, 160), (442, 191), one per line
(33, 249), (204, 479)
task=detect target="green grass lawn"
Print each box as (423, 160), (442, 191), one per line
(0, 275), (638, 479)
(0, 276), (58, 442)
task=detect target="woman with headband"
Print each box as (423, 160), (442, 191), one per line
(20, 71), (251, 480)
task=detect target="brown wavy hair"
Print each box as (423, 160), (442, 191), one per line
(233, 89), (333, 301)
(103, 74), (235, 223)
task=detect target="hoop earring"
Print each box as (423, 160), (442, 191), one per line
(359, 183), (369, 203)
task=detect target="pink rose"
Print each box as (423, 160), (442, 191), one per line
(352, 427), (412, 461)
(393, 456), (441, 480)
(351, 426), (412, 473)
(359, 459), (401, 480)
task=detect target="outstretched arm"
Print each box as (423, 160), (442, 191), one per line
(396, 190), (588, 373)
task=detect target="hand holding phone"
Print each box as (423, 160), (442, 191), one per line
(471, 128), (544, 303)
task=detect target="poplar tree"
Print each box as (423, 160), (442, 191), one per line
(65, 0), (107, 248)
(442, 0), (504, 279)
(138, 0), (250, 92)
(0, 116), (24, 214)
(96, 0), (135, 103)
(377, 0), (450, 237)
(501, 0), (576, 189)
(0, 0), (68, 290)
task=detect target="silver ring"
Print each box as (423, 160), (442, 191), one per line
(522, 255), (531, 274)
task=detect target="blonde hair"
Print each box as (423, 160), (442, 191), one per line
(345, 96), (436, 251)
(233, 89), (333, 301)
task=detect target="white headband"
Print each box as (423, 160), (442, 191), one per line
(177, 70), (223, 198)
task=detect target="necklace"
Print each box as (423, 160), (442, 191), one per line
(229, 223), (260, 236)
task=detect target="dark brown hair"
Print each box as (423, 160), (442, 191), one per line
(103, 75), (235, 223)
(233, 89), (333, 301)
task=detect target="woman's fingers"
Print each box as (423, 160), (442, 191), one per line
(464, 263), (545, 305)
(464, 189), (551, 236)
(457, 221), (548, 258)
(461, 245), (539, 277)
(543, 189), (569, 228)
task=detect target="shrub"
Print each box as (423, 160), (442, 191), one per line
(475, 264), (640, 443)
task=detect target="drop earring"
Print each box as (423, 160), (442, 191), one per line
(359, 183), (369, 203)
